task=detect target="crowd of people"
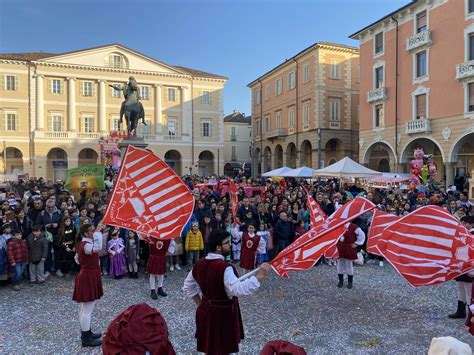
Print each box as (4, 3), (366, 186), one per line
(0, 171), (473, 349)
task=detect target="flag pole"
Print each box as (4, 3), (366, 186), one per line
(230, 267), (260, 286)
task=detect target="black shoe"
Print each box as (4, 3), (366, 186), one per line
(347, 275), (353, 289)
(157, 287), (168, 297)
(151, 289), (158, 300)
(81, 330), (102, 347)
(337, 274), (344, 288)
(134, 272), (138, 279)
(128, 271), (134, 278)
(448, 301), (467, 319)
(89, 330), (102, 339)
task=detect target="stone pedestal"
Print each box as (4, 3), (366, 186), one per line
(118, 136), (149, 157)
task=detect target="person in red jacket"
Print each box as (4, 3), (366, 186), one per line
(7, 229), (29, 291)
(183, 229), (271, 355)
(336, 222), (366, 289)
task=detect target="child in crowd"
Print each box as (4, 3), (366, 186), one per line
(294, 220), (307, 240)
(125, 230), (140, 278)
(147, 238), (174, 299)
(230, 221), (242, 262)
(200, 215), (213, 254)
(7, 229), (29, 291)
(232, 222), (265, 271)
(27, 226), (48, 285)
(185, 222), (203, 266)
(97, 225), (110, 276)
(108, 230), (127, 279)
(168, 234), (182, 271)
(57, 216), (76, 280)
(256, 223), (270, 266)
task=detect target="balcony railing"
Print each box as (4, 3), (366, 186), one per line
(230, 134), (237, 141)
(406, 30), (432, 51)
(367, 87), (387, 103)
(35, 131), (102, 139)
(406, 117), (432, 134)
(456, 60), (474, 80)
(163, 134), (182, 142)
(265, 128), (288, 139)
(77, 132), (100, 139)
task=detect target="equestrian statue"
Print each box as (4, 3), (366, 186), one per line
(110, 76), (146, 136)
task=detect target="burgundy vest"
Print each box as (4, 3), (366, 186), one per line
(336, 223), (358, 260)
(239, 233), (260, 270)
(77, 241), (100, 271)
(148, 239), (170, 257)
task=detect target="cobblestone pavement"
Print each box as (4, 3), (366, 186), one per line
(1, 261), (473, 354)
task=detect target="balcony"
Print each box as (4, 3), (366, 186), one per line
(406, 117), (432, 134)
(137, 133), (158, 141)
(367, 87), (387, 103)
(35, 131), (102, 140)
(456, 60), (474, 80)
(230, 134), (237, 141)
(406, 30), (432, 51)
(265, 128), (288, 139)
(77, 132), (100, 139)
(163, 134), (183, 142)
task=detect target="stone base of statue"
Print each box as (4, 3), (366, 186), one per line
(118, 135), (148, 156)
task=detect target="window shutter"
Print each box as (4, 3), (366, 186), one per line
(14, 76), (18, 91)
(417, 94), (427, 118)
(48, 79), (52, 93)
(60, 80), (65, 94)
(81, 82), (85, 96)
(15, 113), (19, 131)
(0, 113), (4, 130)
(209, 122), (212, 136)
(92, 82), (96, 97)
(0, 75), (4, 91)
(48, 115), (52, 131)
(209, 92), (212, 105)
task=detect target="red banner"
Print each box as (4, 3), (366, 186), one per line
(229, 179), (239, 223)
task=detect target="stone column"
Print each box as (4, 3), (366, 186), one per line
(445, 162), (454, 189)
(98, 80), (106, 134)
(36, 75), (44, 131)
(154, 84), (162, 134)
(67, 77), (76, 132)
(181, 86), (191, 136)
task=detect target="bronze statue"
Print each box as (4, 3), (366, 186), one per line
(110, 76), (146, 136)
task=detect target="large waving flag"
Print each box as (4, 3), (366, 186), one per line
(271, 197), (376, 278)
(366, 210), (400, 256)
(304, 189), (326, 229)
(377, 205), (474, 286)
(228, 178), (239, 223)
(103, 145), (194, 240)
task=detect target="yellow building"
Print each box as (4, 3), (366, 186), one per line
(0, 44), (227, 180)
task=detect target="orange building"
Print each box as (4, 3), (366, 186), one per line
(350, 0), (474, 186)
(247, 42), (359, 176)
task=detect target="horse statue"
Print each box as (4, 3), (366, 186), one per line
(110, 76), (146, 136)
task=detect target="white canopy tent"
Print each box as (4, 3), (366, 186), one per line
(262, 166), (292, 177)
(312, 157), (383, 178)
(280, 166), (316, 178)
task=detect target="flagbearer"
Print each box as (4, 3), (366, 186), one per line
(231, 223), (265, 271)
(147, 238), (175, 299)
(183, 229), (271, 355)
(336, 221), (365, 289)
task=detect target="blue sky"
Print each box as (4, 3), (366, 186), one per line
(0, 0), (407, 116)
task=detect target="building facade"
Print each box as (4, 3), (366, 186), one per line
(248, 42), (359, 176)
(0, 44), (227, 180)
(223, 111), (251, 165)
(350, 0), (474, 186)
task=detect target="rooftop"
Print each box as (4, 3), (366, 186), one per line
(223, 111), (251, 123)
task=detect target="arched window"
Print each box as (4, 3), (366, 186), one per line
(104, 53), (129, 69)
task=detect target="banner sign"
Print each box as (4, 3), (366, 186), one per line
(64, 164), (105, 198)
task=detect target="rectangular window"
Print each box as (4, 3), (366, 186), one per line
(416, 94), (427, 119)
(231, 126), (236, 140)
(288, 72), (295, 90)
(5, 113), (18, 131)
(470, 0), (474, 13)
(167, 88), (176, 101)
(470, 34), (474, 61)
(82, 81), (93, 96)
(288, 107), (295, 127)
(201, 121), (212, 137)
(375, 105), (384, 127)
(231, 146), (237, 161)
(263, 115), (270, 132)
(255, 119), (260, 135)
(111, 116), (120, 131)
(275, 79), (282, 96)
(375, 32), (384, 54)
(82, 116), (94, 132)
(416, 51), (427, 78)
(275, 110), (281, 129)
(52, 79), (61, 94)
(201, 91), (211, 104)
(255, 89), (261, 104)
(167, 119), (177, 136)
(111, 84), (121, 98)
(303, 101), (310, 124)
(51, 115), (63, 132)
(469, 83), (474, 112)
(303, 64), (310, 83)
(329, 98), (340, 121)
(330, 61), (340, 79)
(140, 86), (150, 100)
(265, 83), (270, 100)
(375, 66), (384, 88)
(112, 55), (123, 69)
(5, 75), (17, 91)
(416, 11), (427, 33)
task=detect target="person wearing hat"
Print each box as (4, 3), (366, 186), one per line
(72, 223), (103, 347)
(183, 229), (271, 355)
(447, 216), (474, 320)
(102, 303), (175, 355)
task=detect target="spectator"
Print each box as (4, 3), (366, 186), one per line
(27, 225), (48, 285)
(7, 229), (29, 291)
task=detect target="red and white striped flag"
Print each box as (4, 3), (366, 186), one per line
(228, 178), (239, 223)
(103, 145), (194, 240)
(366, 210), (400, 256)
(304, 189), (326, 229)
(271, 197), (376, 278)
(377, 205), (474, 287)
